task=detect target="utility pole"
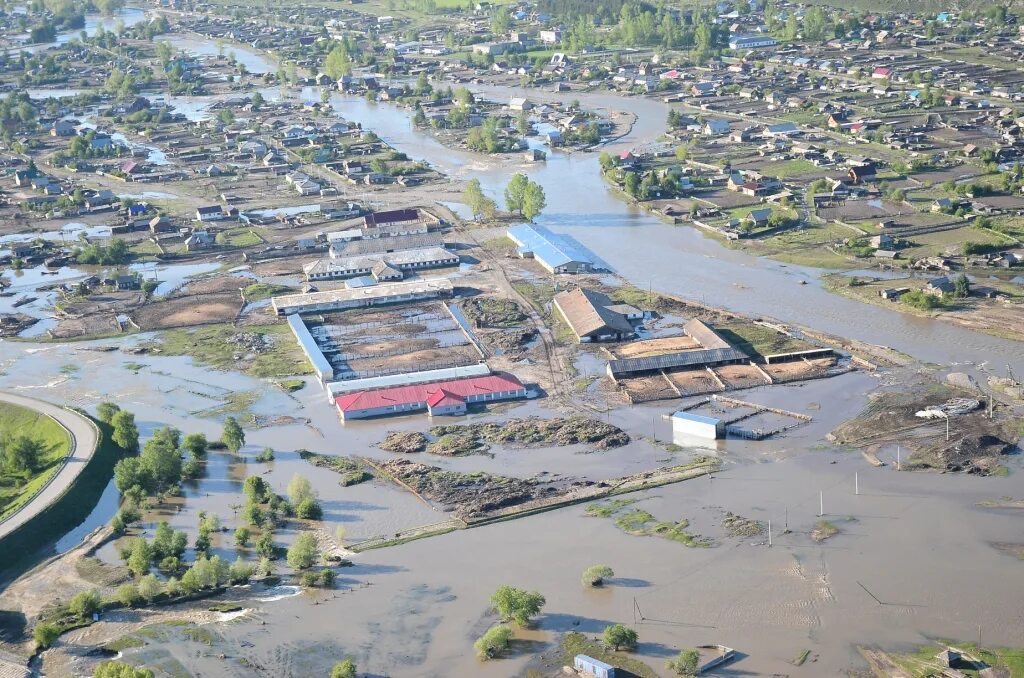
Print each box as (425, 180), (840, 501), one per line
(819, 490), (824, 517)
(945, 414), (950, 442)
(768, 519), (772, 547)
(896, 445), (901, 471)
(855, 472), (859, 496)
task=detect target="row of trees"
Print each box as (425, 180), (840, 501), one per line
(463, 173), (547, 222)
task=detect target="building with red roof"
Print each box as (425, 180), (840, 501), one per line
(335, 373), (527, 420)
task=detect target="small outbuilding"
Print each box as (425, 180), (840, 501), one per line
(574, 654), (616, 678)
(672, 411), (725, 439)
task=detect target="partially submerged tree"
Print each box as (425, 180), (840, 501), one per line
(221, 416), (245, 453)
(667, 648), (700, 675)
(490, 585), (545, 627)
(581, 564), (615, 587)
(603, 624), (638, 652)
(474, 624), (512, 660)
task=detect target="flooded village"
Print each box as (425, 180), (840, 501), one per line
(0, 0), (1022, 677)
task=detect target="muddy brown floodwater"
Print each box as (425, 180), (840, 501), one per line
(1, 334), (1022, 677)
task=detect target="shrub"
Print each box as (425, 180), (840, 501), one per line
(330, 658), (356, 678)
(474, 624), (512, 660)
(286, 532), (318, 569)
(68, 589), (102, 618)
(33, 622), (60, 649)
(234, 527), (251, 547)
(668, 648), (700, 675)
(603, 623), (638, 651)
(295, 496), (323, 520)
(581, 564), (615, 587)
(490, 586), (545, 628)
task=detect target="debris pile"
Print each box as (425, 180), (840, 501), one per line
(915, 398), (980, 419)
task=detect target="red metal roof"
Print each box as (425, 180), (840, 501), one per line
(336, 374), (525, 413)
(426, 388), (464, 408)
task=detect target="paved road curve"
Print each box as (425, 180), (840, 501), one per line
(0, 393), (99, 541)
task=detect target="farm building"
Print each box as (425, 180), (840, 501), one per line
(335, 373), (527, 420)
(574, 654), (616, 678)
(327, 364), (492, 400)
(272, 279), (454, 316)
(606, 319), (749, 380)
(304, 246), (460, 281)
(672, 411), (724, 439)
(286, 315), (334, 382)
(329, 233), (450, 258)
(553, 287), (640, 342)
(507, 224), (602, 274)
(363, 207), (440, 229)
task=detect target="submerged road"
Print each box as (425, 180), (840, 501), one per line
(0, 393), (98, 541)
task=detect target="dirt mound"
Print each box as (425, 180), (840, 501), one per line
(377, 457), (559, 519)
(428, 417), (630, 451)
(939, 433), (1016, 474)
(379, 431), (428, 454)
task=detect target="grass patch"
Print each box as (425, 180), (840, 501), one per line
(76, 556), (132, 587)
(243, 283), (296, 302)
(460, 297), (526, 328)
(207, 602), (243, 613)
(276, 378), (305, 392)
(888, 640), (1024, 677)
(714, 321), (812, 358)
(793, 649), (811, 666)
(560, 631), (658, 678)
(593, 503), (713, 547)
(192, 390), (260, 419)
(512, 281), (555, 318)
(298, 451), (373, 486)
(215, 227), (264, 248)
(812, 520), (839, 541)
(147, 323), (311, 379)
(0, 402), (72, 521)
(0, 416), (123, 581)
(183, 626), (217, 646)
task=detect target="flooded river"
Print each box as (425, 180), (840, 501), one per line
(324, 89), (1024, 376)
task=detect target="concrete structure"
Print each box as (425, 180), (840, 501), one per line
(574, 654), (616, 678)
(672, 411), (724, 439)
(507, 224), (602, 274)
(272, 279), (454, 316)
(553, 288), (639, 342)
(335, 373), (527, 420)
(329, 233), (448, 259)
(286, 314), (334, 382)
(304, 247), (459, 281)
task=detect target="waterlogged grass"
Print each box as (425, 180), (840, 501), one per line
(590, 502), (712, 547)
(192, 390), (260, 419)
(0, 403), (72, 520)
(812, 520), (839, 541)
(512, 281), (555, 318)
(243, 283), (296, 302)
(103, 635), (144, 652)
(148, 323), (311, 379)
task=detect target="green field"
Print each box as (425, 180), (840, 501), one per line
(216, 227), (264, 248)
(0, 403), (72, 521)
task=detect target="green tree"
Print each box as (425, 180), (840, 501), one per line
(96, 402), (120, 423)
(323, 44), (352, 79)
(953, 273), (970, 298)
(221, 417), (244, 453)
(287, 532), (318, 569)
(256, 529), (275, 558)
(182, 433), (207, 459)
(111, 410), (139, 453)
(235, 527), (251, 546)
(138, 574), (162, 601)
(68, 589), (102, 618)
(504, 173), (529, 215)
(581, 564), (614, 587)
(330, 658), (357, 678)
(117, 582), (141, 607)
(667, 648), (700, 675)
(3, 435), (42, 475)
(474, 624), (512, 659)
(603, 623), (638, 651)
(287, 473), (315, 506)
(490, 585), (545, 627)
(295, 496), (323, 520)
(521, 181), (546, 221)
(33, 622), (60, 649)
(463, 178), (496, 219)
(126, 537), (152, 576)
(243, 475), (271, 503)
